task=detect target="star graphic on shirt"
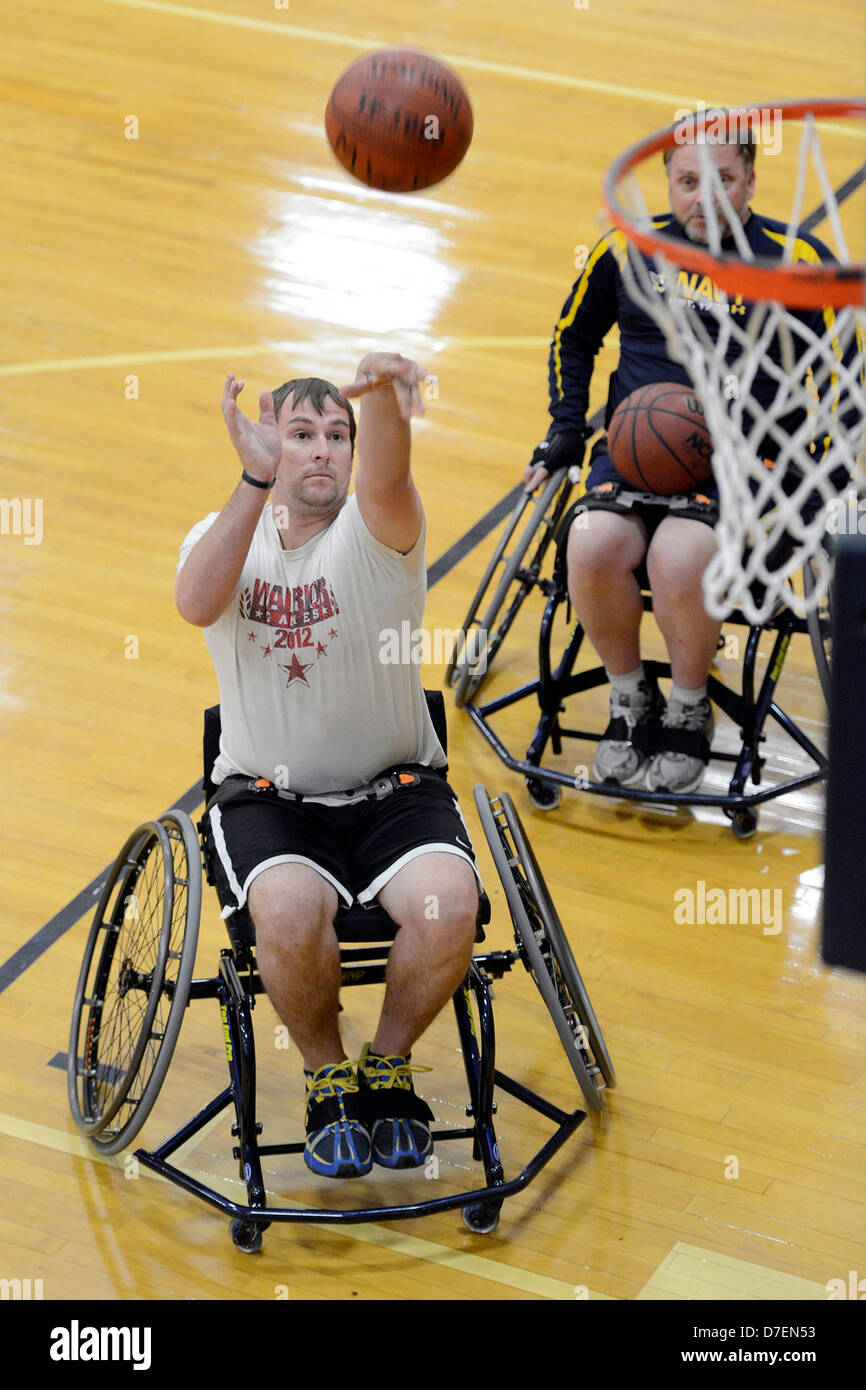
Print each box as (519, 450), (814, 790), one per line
(316, 642), (328, 658)
(261, 644), (272, 658)
(281, 653), (313, 686)
(329, 627), (338, 639)
(247, 630), (257, 643)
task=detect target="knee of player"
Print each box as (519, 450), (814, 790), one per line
(251, 894), (338, 952)
(568, 514), (639, 584)
(647, 534), (713, 595)
(417, 879), (479, 944)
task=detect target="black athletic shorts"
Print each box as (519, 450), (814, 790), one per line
(202, 766), (481, 918)
(581, 438), (720, 531)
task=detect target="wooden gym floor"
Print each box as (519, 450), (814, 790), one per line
(1, 0), (865, 1313)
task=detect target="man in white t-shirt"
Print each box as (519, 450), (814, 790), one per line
(175, 353), (480, 1180)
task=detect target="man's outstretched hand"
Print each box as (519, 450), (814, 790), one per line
(341, 352), (428, 422)
(222, 372), (282, 483)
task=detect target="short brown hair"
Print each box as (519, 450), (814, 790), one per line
(664, 109), (757, 171)
(271, 377), (357, 451)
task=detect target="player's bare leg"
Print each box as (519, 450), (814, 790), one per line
(567, 510), (661, 785)
(372, 853), (478, 1058)
(644, 516), (721, 792)
(566, 510), (648, 673)
(250, 863), (376, 1178)
(646, 516), (722, 686)
(248, 863), (343, 1071)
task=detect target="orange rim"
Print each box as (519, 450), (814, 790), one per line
(603, 98), (866, 309)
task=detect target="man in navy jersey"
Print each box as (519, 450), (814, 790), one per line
(525, 129), (843, 797)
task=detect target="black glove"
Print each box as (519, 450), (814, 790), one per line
(527, 428), (586, 475)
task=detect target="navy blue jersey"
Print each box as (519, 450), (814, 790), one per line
(549, 211), (853, 460)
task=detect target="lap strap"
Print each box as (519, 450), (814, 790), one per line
(207, 764), (436, 813)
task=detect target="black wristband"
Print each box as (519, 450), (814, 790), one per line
(242, 470), (276, 490)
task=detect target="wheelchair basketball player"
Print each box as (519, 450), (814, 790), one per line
(525, 124), (849, 799)
(175, 354), (481, 1180)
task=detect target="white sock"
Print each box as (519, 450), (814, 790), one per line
(608, 664), (645, 695)
(670, 680), (707, 706)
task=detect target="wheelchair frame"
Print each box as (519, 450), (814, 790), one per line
(450, 466), (831, 838)
(68, 782), (614, 1250)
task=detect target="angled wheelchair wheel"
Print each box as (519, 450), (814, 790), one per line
(803, 537), (833, 707)
(68, 809), (201, 1155)
(473, 786), (614, 1111)
(448, 469), (575, 707)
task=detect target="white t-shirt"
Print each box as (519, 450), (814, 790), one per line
(177, 496), (446, 793)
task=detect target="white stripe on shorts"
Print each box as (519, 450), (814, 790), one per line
(357, 843), (483, 905)
(208, 808), (353, 916)
(207, 804), (247, 918)
(243, 855), (353, 910)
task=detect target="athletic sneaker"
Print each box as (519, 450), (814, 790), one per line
(357, 1044), (434, 1169)
(646, 696), (715, 795)
(304, 1061), (373, 1179)
(593, 678), (663, 787)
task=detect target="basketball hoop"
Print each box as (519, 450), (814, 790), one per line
(603, 98), (866, 624)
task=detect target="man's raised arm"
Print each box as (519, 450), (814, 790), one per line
(342, 352), (427, 553)
(175, 373), (281, 626)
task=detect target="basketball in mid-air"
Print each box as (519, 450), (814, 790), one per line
(325, 49), (473, 193)
(607, 382), (714, 494)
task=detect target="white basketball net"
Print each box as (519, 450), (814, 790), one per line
(610, 107), (866, 625)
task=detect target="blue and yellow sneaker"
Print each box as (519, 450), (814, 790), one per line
(303, 1061), (373, 1179)
(357, 1043), (434, 1169)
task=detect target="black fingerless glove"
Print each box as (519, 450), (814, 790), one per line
(528, 428), (586, 473)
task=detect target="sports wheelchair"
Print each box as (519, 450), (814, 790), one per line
(67, 695), (614, 1251)
(448, 458), (832, 839)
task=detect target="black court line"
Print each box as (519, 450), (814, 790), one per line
(799, 163), (866, 235)
(0, 783), (203, 996)
(5, 169), (857, 998)
(426, 484), (524, 588)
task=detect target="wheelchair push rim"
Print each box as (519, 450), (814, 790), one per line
(500, 791), (615, 1091)
(473, 786), (614, 1109)
(449, 469), (574, 707)
(803, 539), (833, 707)
(67, 810), (201, 1154)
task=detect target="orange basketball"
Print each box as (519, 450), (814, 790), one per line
(325, 49), (473, 193)
(607, 383), (714, 494)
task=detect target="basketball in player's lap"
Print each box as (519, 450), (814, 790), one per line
(525, 120), (836, 797)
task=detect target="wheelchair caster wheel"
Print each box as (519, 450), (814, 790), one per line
(526, 776), (561, 811)
(230, 1219), (264, 1253)
(461, 1202), (501, 1235)
(730, 808), (758, 839)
